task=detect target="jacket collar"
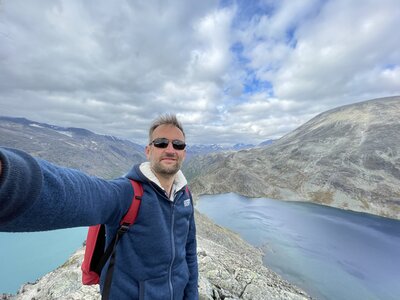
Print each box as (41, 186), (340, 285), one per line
(139, 162), (187, 194)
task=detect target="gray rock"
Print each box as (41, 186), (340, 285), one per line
(4, 248), (100, 300)
(196, 212), (311, 300)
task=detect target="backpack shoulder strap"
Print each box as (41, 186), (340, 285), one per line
(120, 180), (143, 225)
(94, 179), (143, 274)
(97, 179), (143, 300)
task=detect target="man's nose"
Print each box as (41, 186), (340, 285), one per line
(165, 142), (176, 152)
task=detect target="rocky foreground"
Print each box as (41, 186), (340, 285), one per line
(2, 212), (311, 300)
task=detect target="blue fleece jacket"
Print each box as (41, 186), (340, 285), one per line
(0, 147), (198, 300)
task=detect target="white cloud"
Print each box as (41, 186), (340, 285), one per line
(0, 0), (399, 146)
(272, 0), (400, 103)
(189, 7), (235, 82)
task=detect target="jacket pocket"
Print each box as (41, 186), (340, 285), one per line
(139, 274), (170, 300)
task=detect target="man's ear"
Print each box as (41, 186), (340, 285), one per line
(145, 145), (151, 159)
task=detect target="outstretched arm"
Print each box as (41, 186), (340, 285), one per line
(0, 147), (133, 232)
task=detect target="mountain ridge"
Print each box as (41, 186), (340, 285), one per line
(0, 116), (146, 178)
(186, 96), (400, 220)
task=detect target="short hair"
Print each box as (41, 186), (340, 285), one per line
(148, 114), (185, 142)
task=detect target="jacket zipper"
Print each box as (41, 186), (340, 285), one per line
(169, 200), (176, 300)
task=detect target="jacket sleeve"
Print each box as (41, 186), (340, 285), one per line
(184, 203), (199, 299)
(0, 147), (133, 232)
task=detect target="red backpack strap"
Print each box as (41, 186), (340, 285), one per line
(120, 180), (143, 225)
(100, 179), (143, 300)
(185, 185), (190, 196)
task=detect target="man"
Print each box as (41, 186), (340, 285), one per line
(0, 114), (198, 300)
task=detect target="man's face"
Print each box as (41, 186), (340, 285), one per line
(145, 124), (186, 177)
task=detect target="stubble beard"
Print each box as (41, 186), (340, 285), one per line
(151, 158), (182, 177)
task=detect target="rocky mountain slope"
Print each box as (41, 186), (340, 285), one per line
(0, 117), (146, 178)
(186, 96), (400, 219)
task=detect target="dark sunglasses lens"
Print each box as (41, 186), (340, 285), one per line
(152, 138), (186, 150)
(172, 140), (186, 150)
(153, 138), (169, 148)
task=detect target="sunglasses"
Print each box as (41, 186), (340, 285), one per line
(150, 138), (186, 150)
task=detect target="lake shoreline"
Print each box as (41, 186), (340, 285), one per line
(196, 193), (400, 300)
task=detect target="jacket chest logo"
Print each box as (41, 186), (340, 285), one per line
(183, 199), (191, 207)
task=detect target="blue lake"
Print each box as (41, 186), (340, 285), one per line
(196, 193), (400, 300)
(0, 227), (87, 294)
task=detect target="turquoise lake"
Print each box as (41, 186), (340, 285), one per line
(1, 193), (399, 299)
(0, 227), (87, 294)
(196, 193), (400, 300)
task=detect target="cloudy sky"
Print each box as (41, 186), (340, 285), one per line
(1, 0), (399, 145)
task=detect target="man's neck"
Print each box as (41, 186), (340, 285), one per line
(154, 173), (175, 197)
(139, 162), (188, 198)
